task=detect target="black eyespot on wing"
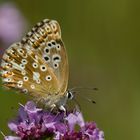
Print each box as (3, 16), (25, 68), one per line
(45, 48), (49, 53)
(42, 66), (45, 69)
(44, 56), (49, 61)
(53, 63), (59, 69)
(52, 41), (56, 45)
(47, 76), (51, 79)
(53, 56), (59, 61)
(48, 43), (52, 47)
(54, 63), (58, 67)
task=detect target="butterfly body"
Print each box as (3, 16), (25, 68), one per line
(0, 19), (70, 109)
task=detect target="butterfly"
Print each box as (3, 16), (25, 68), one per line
(0, 19), (74, 111)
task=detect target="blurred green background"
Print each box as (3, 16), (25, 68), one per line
(0, 0), (140, 139)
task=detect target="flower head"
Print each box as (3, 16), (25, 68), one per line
(0, 2), (27, 56)
(5, 101), (104, 140)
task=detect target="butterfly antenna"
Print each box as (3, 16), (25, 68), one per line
(84, 97), (96, 104)
(85, 97), (96, 104)
(70, 87), (98, 92)
(76, 91), (96, 104)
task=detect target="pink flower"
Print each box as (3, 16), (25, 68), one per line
(5, 101), (104, 140)
(0, 2), (27, 56)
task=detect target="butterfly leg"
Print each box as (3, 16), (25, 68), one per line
(59, 105), (66, 112)
(59, 105), (67, 117)
(50, 104), (57, 112)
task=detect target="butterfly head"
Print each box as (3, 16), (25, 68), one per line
(52, 90), (74, 112)
(53, 90), (74, 107)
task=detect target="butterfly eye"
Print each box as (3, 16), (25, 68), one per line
(45, 75), (52, 81)
(67, 91), (73, 100)
(40, 65), (47, 72)
(32, 63), (38, 68)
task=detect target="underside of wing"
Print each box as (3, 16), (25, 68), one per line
(20, 19), (69, 95)
(0, 19), (69, 105)
(0, 42), (59, 98)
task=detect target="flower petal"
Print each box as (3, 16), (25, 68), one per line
(65, 111), (85, 132)
(8, 122), (18, 132)
(24, 101), (42, 113)
(5, 136), (21, 140)
(6, 101), (105, 140)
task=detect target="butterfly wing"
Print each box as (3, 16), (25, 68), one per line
(0, 19), (68, 105)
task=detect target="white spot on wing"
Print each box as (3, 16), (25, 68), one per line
(3, 78), (11, 82)
(45, 25), (51, 32)
(53, 62), (59, 69)
(20, 64), (25, 69)
(56, 44), (61, 51)
(18, 49), (24, 54)
(31, 84), (35, 89)
(36, 79), (41, 84)
(45, 75), (52, 81)
(51, 22), (57, 31)
(32, 62), (38, 68)
(40, 65), (47, 72)
(33, 72), (40, 81)
(21, 70), (26, 75)
(17, 81), (23, 87)
(44, 47), (50, 54)
(23, 76), (29, 81)
(23, 89), (28, 93)
(21, 59), (28, 65)
(11, 61), (24, 71)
